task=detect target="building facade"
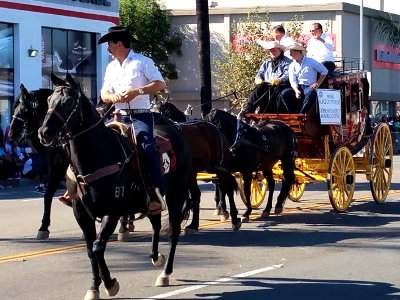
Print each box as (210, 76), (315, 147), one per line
(159, 1), (400, 119)
(0, 0), (119, 131)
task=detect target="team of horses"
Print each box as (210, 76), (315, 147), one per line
(9, 73), (296, 300)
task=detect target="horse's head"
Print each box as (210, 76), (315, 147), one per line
(205, 109), (238, 145)
(158, 101), (187, 123)
(38, 73), (97, 146)
(9, 84), (52, 142)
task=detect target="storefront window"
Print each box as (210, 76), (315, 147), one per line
(0, 23), (13, 134)
(42, 28), (97, 102)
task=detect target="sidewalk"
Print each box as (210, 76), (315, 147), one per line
(0, 178), (63, 201)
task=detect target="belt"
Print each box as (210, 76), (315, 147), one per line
(119, 109), (150, 114)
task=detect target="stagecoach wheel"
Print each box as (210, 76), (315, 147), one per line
(236, 173), (267, 209)
(288, 182), (306, 202)
(370, 123), (393, 203)
(328, 147), (356, 212)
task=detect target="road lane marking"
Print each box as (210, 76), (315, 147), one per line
(1, 189), (399, 263)
(139, 263), (284, 300)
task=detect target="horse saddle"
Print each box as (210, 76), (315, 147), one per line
(106, 121), (176, 174)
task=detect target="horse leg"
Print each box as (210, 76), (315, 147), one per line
(261, 170), (275, 218)
(185, 174), (200, 233)
(128, 213), (135, 232)
(221, 174), (240, 231)
(148, 213), (165, 267)
(214, 181), (228, 217)
(72, 200), (101, 300)
(275, 157), (295, 215)
(117, 215), (129, 242)
(93, 215), (120, 297)
(37, 171), (63, 240)
(241, 172), (253, 223)
(155, 188), (184, 287)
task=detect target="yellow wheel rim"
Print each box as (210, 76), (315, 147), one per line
(288, 182), (306, 202)
(236, 173), (267, 209)
(328, 147), (355, 212)
(370, 124), (393, 203)
(250, 176), (267, 208)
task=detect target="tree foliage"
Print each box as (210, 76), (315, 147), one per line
(120, 0), (182, 79)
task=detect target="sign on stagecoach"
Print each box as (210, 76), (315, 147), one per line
(317, 89), (341, 125)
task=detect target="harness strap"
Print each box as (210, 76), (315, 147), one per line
(77, 163), (121, 185)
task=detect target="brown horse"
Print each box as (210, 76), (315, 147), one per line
(157, 101), (240, 232)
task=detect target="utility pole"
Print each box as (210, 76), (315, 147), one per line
(196, 0), (212, 116)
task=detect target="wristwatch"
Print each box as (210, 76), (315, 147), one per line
(137, 88), (145, 95)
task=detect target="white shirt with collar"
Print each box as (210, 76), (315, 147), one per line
(101, 50), (164, 110)
(306, 35), (334, 63)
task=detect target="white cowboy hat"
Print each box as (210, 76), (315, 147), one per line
(287, 42), (306, 52)
(256, 40), (286, 51)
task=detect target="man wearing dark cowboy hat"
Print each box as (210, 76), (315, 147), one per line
(99, 25), (166, 215)
(242, 40), (292, 114)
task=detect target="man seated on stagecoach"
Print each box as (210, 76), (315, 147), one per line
(98, 26), (166, 215)
(242, 40), (292, 114)
(281, 42), (328, 114)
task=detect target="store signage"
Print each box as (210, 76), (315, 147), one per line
(72, 0), (111, 7)
(373, 43), (400, 70)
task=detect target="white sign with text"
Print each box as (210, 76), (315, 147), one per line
(317, 89), (341, 125)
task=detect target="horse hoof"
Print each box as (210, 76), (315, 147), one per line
(220, 211), (230, 222)
(232, 220), (242, 231)
(105, 278), (120, 297)
(36, 230), (49, 240)
(128, 223), (135, 232)
(155, 274), (170, 287)
(184, 227), (198, 235)
(261, 211), (270, 218)
(117, 231), (129, 242)
(152, 253), (166, 267)
(275, 207), (283, 215)
(240, 216), (249, 223)
(84, 289), (99, 300)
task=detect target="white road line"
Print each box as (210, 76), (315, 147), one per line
(142, 263), (284, 300)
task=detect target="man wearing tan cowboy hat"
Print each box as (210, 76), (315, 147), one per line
(99, 25), (166, 215)
(281, 42), (328, 113)
(242, 40), (292, 114)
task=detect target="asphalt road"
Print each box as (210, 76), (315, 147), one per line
(0, 158), (400, 300)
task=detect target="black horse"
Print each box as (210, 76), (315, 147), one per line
(157, 101), (240, 232)
(9, 85), (136, 240)
(38, 73), (192, 298)
(206, 109), (296, 220)
(8, 85), (69, 240)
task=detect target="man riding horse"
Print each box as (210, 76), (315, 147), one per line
(98, 26), (166, 214)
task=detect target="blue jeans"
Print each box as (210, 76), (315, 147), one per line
(124, 112), (162, 190)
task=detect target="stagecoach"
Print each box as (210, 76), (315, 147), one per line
(243, 64), (393, 212)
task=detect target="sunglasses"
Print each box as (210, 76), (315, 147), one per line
(310, 29), (320, 33)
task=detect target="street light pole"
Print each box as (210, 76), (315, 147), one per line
(196, 0), (212, 117)
(360, 0), (364, 70)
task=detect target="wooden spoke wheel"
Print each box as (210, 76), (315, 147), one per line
(236, 172), (267, 209)
(328, 147), (356, 212)
(370, 123), (393, 203)
(288, 182), (306, 202)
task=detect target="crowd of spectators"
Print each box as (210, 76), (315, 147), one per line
(0, 117), (47, 190)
